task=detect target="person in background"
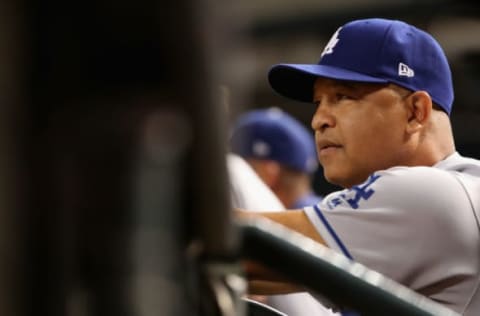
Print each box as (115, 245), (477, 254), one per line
(228, 153), (285, 212)
(227, 153), (338, 316)
(230, 107), (323, 209)
(229, 109), (337, 315)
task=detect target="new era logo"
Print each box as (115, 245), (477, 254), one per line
(398, 63), (414, 77)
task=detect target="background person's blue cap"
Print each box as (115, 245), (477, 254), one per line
(268, 18), (454, 114)
(230, 108), (318, 174)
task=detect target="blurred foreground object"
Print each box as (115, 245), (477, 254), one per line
(2, 0), (246, 315)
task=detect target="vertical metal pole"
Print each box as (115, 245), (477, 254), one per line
(0, 0), (28, 315)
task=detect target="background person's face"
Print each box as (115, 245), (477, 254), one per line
(311, 78), (411, 188)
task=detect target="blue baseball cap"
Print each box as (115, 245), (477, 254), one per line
(268, 18), (454, 114)
(230, 108), (318, 174)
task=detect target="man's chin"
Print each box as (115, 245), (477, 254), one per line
(324, 171), (366, 189)
(323, 172), (347, 189)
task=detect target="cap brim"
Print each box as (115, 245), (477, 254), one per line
(268, 64), (389, 103)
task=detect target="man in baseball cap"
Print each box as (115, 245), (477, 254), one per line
(238, 18), (480, 315)
(230, 107), (322, 209)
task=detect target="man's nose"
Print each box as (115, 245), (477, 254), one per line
(311, 105), (335, 132)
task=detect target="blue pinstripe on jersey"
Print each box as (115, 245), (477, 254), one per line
(313, 204), (353, 260)
(313, 205), (360, 315)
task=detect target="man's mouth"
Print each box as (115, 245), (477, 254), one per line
(317, 141), (342, 155)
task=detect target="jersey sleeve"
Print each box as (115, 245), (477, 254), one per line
(304, 166), (479, 291)
(227, 154), (285, 211)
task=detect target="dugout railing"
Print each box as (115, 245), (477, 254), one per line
(239, 217), (461, 316)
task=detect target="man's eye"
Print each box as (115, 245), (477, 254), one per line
(336, 93), (350, 100)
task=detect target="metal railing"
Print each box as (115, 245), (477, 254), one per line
(239, 217), (461, 316)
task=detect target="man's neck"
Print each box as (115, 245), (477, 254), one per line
(275, 176), (312, 209)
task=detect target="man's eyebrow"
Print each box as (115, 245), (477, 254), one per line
(312, 80), (387, 100)
(339, 79), (387, 89)
(312, 80), (357, 96)
(332, 81), (357, 89)
(334, 80), (390, 93)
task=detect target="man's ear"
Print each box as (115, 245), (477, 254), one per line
(262, 160), (282, 188)
(248, 159), (281, 188)
(405, 91), (432, 134)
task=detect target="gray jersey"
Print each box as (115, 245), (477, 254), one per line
(228, 153), (284, 211)
(304, 152), (480, 315)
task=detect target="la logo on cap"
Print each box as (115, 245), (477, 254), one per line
(252, 140), (270, 157)
(321, 27), (342, 57)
